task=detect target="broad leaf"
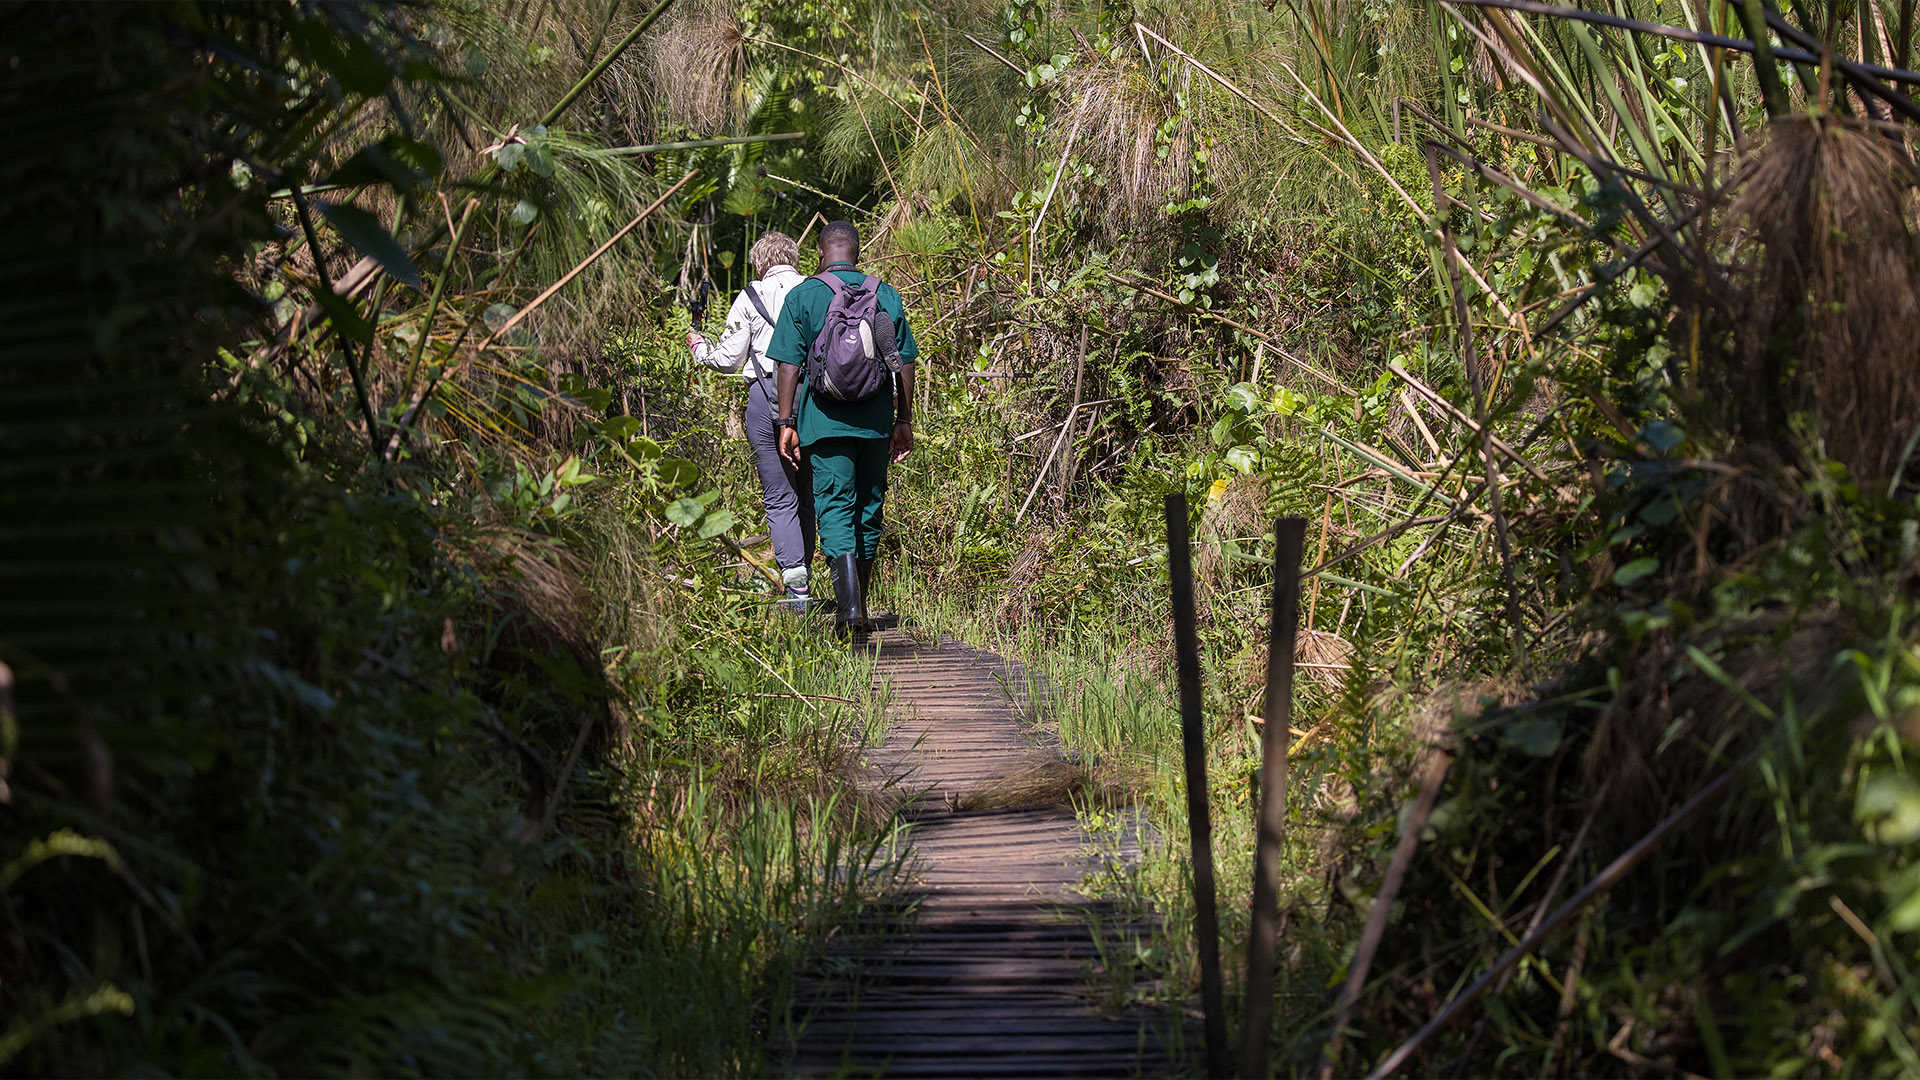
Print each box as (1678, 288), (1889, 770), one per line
(317, 201), (422, 290)
(1612, 557), (1658, 587)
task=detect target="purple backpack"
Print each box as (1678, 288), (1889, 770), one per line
(807, 271), (901, 403)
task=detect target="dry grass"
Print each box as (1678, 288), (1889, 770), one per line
(456, 525), (596, 651)
(947, 757), (1142, 813)
(994, 529), (1052, 627)
(1726, 116), (1920, 487)
(1195, 475), (1267, 596)
(645, 0), (749, 132)
(1048, 49), (1197, 234)
(1239, 621), (1357, 699)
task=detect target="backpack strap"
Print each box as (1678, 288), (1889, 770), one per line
(739, 284), (778, 385)
(742, 284), (774, 325)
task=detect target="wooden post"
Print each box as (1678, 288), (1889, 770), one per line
(1166, 493), (1229, 1079)
(1240, 516), (1307, 1079)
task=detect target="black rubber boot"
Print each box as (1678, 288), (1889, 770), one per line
(830, 553), (867, 636)
(857, 556), (891, 626)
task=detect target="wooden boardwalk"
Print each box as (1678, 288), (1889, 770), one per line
(785, 626), (1174, 1078)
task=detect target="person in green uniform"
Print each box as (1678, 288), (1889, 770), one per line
(769, 221), (916, 633)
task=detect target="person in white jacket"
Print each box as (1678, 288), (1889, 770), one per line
(687, 231), (814, 610)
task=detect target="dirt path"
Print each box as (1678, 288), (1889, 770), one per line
(785, 625), (1173, 1077)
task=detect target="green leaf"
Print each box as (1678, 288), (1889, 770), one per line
(1639, 496), (1681, 526)
(312, 288), (373, 344)
(1503, 716), (1563, 757)
(523, 142), (554, 178)
(482, 303), (518, 332)
(493, 141), (526, 172)
(1856, 775), (1920, 845)
(295, 19), (393, 95)
(510, 199), (540, 226)
(1887, 864), (1920, 932)
(657, 457), (700, 488)
(664, 497), (704, 528)
(1640, 419), (1686, 453)
(316, 201), (422, 290)
(326, 135), (443, 192)
(697, 510), (736, 539)
(1613, 557), (1658, 587)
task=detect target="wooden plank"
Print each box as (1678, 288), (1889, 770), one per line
(785, 625), (1172, 1077)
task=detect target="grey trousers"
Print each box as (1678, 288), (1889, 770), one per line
(744, 377), (815, 581)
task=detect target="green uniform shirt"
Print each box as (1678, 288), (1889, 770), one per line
(767, 263), (917, 445)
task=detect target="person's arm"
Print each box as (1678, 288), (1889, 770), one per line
(688, 292), (753, 373)
(776, 363), (802, 467)
(891, 364), (914, 463)
(768, 282), (812, 468)
(887, 287), (917, 463)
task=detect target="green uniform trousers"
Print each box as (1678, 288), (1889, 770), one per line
(808, 436), (889, 560)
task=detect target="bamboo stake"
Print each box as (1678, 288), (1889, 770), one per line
(1240, 517), (1307, 1080)
(1166, 492), (1229, 1080)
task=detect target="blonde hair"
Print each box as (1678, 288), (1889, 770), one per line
(748, 231), (799, 278)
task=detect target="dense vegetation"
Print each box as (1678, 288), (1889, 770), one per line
(4, 0), (1918, 1076)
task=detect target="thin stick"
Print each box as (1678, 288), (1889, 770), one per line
(1318, 742), (1453, 1080)
(478, 171), (694, 350)
(1030, 106), (1087, 239)
(1426, 147), (1527, 669)
(1440, 0), (1920, 86)
(1166, 493), (1229, 1080)
(756, 691), (860, 706)
(961, 31), (1022, 73)
(539, 0), (679, 127)
(400, 196), (479, 407)
(287, 184), (381, 457)
(1110, 272), (1345, 390)
(601, 131), (804, 156)
(1387, 362), (1548, 482)
(1362, 764), (1743, 1079)
(534, 708), (599, 837)
(1269, 55), (1432, 226)
(1241, 517), (1307, 1080)
(1015, 325), (1089, 522)
(1402, 390), (1442, 459)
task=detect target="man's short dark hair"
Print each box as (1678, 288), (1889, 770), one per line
(819, 220), (860, 255)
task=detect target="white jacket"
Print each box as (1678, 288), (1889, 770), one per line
(692, 265), (805, 381)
